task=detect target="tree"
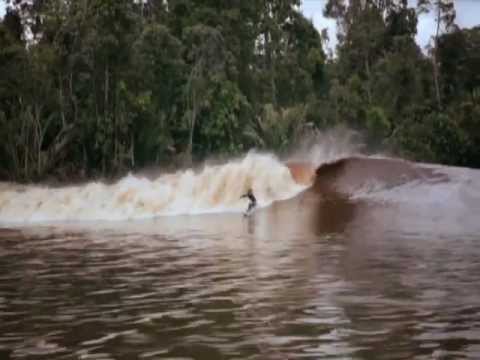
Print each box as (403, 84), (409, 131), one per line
(417, 0), (456, 109)
(182, 24), (227, 162)
(131, 23), (185, 165)
(1, 0), (478, 181)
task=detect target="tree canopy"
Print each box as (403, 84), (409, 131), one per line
(0, 0), (479, 181)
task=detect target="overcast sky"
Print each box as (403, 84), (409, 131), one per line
(1, 0), (479, 52)
(301, 0), (480, 52)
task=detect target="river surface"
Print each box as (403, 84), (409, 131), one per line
(1, 157), (480, 359)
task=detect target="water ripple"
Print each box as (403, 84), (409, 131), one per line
(1, 221), (480, 359)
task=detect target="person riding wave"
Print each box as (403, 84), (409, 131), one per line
(241, 188), (257, 216)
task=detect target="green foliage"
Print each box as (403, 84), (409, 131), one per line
(394, 111), (466, 165)
(323, 0), (480, 167)
(197, 80), (250, 154)
(366, 106), (391, 139)
(0, 0), (328, 180)
(0, 0), (479, 182)
(244, 103), (309, 151)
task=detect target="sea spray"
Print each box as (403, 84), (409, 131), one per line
(287, 126), (364, 168)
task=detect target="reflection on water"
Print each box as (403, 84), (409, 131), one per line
(1, 161), (480, 359)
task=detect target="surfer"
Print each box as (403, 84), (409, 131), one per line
(241, 188), (257, 216)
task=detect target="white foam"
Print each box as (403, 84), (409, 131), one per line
(0, 153), (307, 224)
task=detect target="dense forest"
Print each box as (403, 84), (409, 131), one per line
(0, 0), (479, 181)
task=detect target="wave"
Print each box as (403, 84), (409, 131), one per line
(3, 141), (479, 226)
(312, 156), (450, 197)
(0, 153), (307, 224)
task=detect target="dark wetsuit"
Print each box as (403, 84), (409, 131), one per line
(241, 190), (257, 214)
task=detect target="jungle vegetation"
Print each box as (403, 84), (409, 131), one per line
(0, 0), (479, 181)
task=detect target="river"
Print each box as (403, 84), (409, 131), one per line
(1, 155), (480, 359)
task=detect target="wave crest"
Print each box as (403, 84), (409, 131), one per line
(0, 153), (307, 223)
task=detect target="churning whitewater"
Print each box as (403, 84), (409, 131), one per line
(0, 153), (308, 224)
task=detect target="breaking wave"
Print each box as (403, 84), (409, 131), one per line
(3, 121), (478, 226)
(0, 153), (307, 224)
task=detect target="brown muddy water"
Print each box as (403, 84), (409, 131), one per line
(1, 156), (480, 359)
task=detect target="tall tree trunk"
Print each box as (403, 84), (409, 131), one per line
(364, 53), (372, 104)
(186, 59), (202, 164)
(267, 33), (276, 106)
(70, 72), (78, 125)
(104, 63), (109, 122)
(264, 2), (276, 107)
(59, 73), (66, 127)
(23, 112), (29, 180)
(130, 133), (135, 167)
(432, 3), (442, 109)
(113, 71), (118, 171)
(104, 62), (109, 174)
(187, 90), (197, 162)
(34, 103), (42, 177)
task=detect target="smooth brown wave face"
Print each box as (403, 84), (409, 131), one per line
(284, 156), (475, 237)
(314, 156), (449, 194)
(289, 156), (449, 196)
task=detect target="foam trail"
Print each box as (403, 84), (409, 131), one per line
(0, 153), (307, 224)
